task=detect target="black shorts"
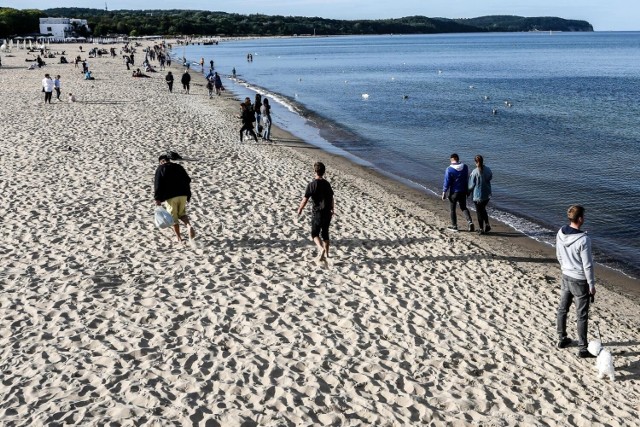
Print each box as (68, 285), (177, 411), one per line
(311, 212), (332, 240)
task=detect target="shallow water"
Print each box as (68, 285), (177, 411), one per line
(181, 32), (640, 278)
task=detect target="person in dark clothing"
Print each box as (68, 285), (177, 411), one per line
(165, 71), (174, 92)
(442, 153), (474, 232)
(254, 94), (263, 136)
(213, 72), (223, 95)
(239, 103), (258, 142)
(154, 155), (195, 243)
(181, 70), (191, 94)
(297, 162), (335, 262)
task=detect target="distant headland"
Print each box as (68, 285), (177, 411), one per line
(0, 7), (593, 38)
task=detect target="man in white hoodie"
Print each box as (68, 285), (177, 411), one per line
(556, 205), (596, 358)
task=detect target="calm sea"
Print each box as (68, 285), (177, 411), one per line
(180, 33), (640, 278)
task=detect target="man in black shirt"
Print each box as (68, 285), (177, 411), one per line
(297, 162), (335, 262)
(154, 155), (195, 243)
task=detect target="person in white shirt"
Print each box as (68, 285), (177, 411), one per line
(42, 74), (54, 104)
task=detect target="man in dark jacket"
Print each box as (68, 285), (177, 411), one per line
(181, 70), (191, 94)
(442, 153), (474, 232)
(165, 71), (174, 92)
(154, 155), (195, 243)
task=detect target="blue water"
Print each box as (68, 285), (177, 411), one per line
(180, 33), (640, 278)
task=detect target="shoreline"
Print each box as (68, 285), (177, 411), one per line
(179, 38), (640, 283)
(1, 41), (639, 425)
(190, 57), (640, 302)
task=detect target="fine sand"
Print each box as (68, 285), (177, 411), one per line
(1, 42), (639, 426)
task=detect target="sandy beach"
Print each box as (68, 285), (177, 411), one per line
(1, 42), (639, 426)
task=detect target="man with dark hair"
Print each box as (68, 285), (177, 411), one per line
(154, 155), (195, 243)
(181, 70), (191, 94)
(556, 205), (596, 358)
(297, 162), (335, 262)
(442, 153), (474, 232)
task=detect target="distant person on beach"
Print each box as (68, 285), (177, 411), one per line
(254, 94), (263, 136)
(165, 71), (174, 92)
(261, 98), (272, 141)
(297, 162), (335, 262)
(154, 155), (196, 243)
(468, 154), (493, 234)
(181, 70), (191, 94)
(213, 72), (223, 95)
(239, 103), (258, 143)
(232, 67), (236, 79)
(42, 74), (54, 104)
(442, 153), (474, 232)
(68, 93), (76, 103)
(556, 205), (596, 358)
(206, 79), (214, 98)
(53, 75), (62, 101)
(132, 68), (150, 78)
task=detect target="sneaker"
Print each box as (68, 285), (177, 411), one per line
(468, 222), (475, 232)
(484, 225), (491, 233)
(477, 230), (485, 235)
(447, 226), (458, 232)
(557, 337), (572, 349)
(578, 349), (596, 358)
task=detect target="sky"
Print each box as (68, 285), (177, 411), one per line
(3, 0), (638, 31)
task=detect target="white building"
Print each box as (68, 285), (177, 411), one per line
(39, 18), (90, 39)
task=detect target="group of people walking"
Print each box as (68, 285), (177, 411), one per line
(239, 94), (272, 143)
(441, 153), (597, 359)
(153, 158), (333, 261)
(154, 144), (597, 361)
(442, 153), (492, 234)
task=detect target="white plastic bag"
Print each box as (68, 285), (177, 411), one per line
(154, 207), (174, 229)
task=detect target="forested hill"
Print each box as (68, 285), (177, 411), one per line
(445, 15), (593, 32)
(0, 7), (593, 37)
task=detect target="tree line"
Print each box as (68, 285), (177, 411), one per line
(0, 7), (593, 38)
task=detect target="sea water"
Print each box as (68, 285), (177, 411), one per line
(180, 32), (640, 278)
